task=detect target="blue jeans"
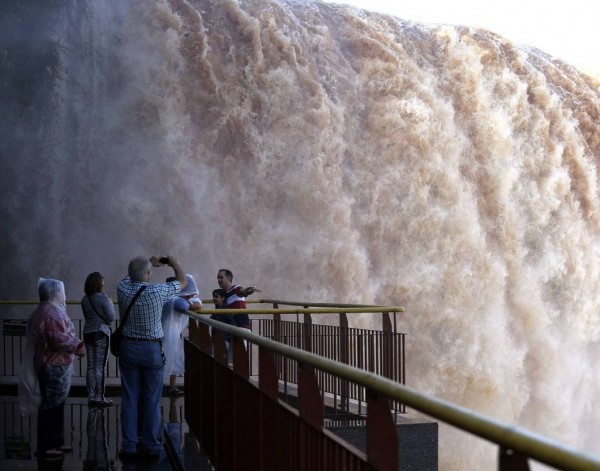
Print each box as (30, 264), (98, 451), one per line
(119, 339), (164, 452)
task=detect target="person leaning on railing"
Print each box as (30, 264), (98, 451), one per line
(210, 288), (234, 349)
(161, 273), (202, 398)
(216, 268), (261, 336)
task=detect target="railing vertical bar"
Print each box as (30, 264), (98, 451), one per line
(359, 330), (364, 408)
(259, 345), (279, 400)
(499, 446), (531, 470)
(382, 311), (392, 381)
(401, 332), (406, 412)
(283, 335), (289, 398)
(340, 312), (349, 413)
(232, 334), (250, 380)
(214, 361), (234, 470)
(213, 329), (228, 365)
(304, 309), (312, 353)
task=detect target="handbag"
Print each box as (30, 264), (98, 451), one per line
(110, 285), (146, 357)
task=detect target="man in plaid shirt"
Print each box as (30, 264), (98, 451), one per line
(116, 255), (187, 460)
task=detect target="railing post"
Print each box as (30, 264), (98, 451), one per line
(298, 363), (324, 427)
(272, 303), (285, 389)
(367, 389), (398, 471)
(258, 345), (279, 400)
(213, 329), (228, 365)
(339, 312), (349, 412)
(232, 335), (250, 380)
(273, 302), (281, 342)
(499, 446), (530, 470)
(303, 306), (312, 352)
(188, 318), (199, 344)
(188, 317), (212, 352)
(382, 311), (393, 380)
(298, 363), (324, 471)
(258, 347), (279, 471)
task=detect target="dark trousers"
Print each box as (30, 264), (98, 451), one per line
(37, 401), (65, 452)
(84, 331), (109, 401)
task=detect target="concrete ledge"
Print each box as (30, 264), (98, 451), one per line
(328, 417), (438, 471)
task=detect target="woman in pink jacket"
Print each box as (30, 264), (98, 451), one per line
(19, 278), (86, 460)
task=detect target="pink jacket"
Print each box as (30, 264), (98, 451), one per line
(29, 302), (82, 368)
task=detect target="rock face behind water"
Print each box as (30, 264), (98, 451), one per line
(2, 1), (600, 468)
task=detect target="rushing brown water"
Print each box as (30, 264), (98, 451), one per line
(2, 0), (600, 468)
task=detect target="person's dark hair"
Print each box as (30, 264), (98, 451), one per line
(84, 272), (104, 296)
(212, 288), (226, 308)
(218, 269), (233, 281)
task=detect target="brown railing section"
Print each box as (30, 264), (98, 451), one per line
(0, 300), (406, 401)
(186, 312), (600, 471)
(256, 301), (405, 415)
(186, 317), (385, 470)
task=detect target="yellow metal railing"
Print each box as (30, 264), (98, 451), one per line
(5, 298), (599, 469)
(0, 299), (404, 312)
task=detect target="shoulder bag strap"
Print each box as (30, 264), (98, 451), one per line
(87, 294), (111, 324)
(119, 285), (147, 329)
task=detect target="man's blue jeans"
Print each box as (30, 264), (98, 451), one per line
(119, 339), (164, 452)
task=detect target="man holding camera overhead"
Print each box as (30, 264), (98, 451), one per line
(116, 255), (187, 460)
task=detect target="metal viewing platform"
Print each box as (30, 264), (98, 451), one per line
(2, 299), (600, 470)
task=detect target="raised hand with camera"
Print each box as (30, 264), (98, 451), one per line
(149, 255), (187, 291)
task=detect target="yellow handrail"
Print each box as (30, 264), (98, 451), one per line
(190, 306), (403, 315)
(259, 299), (403, 309)
(0, 300), (404, 314)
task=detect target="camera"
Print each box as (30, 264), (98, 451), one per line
(159, 256), (170, 265)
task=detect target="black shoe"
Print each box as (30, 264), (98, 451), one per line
(89, 399), (113, 407)
(136, 445), (159, 460)
(35, 448), (64, 457)
(38, 449), (64, 461)
(118, 449), (137, 460)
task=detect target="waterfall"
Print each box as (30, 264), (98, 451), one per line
(2, 0), (600, 468)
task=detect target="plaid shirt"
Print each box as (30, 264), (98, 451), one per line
(117, 276), (181, 339)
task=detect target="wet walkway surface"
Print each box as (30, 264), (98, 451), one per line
(0, 390), (212, 471)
